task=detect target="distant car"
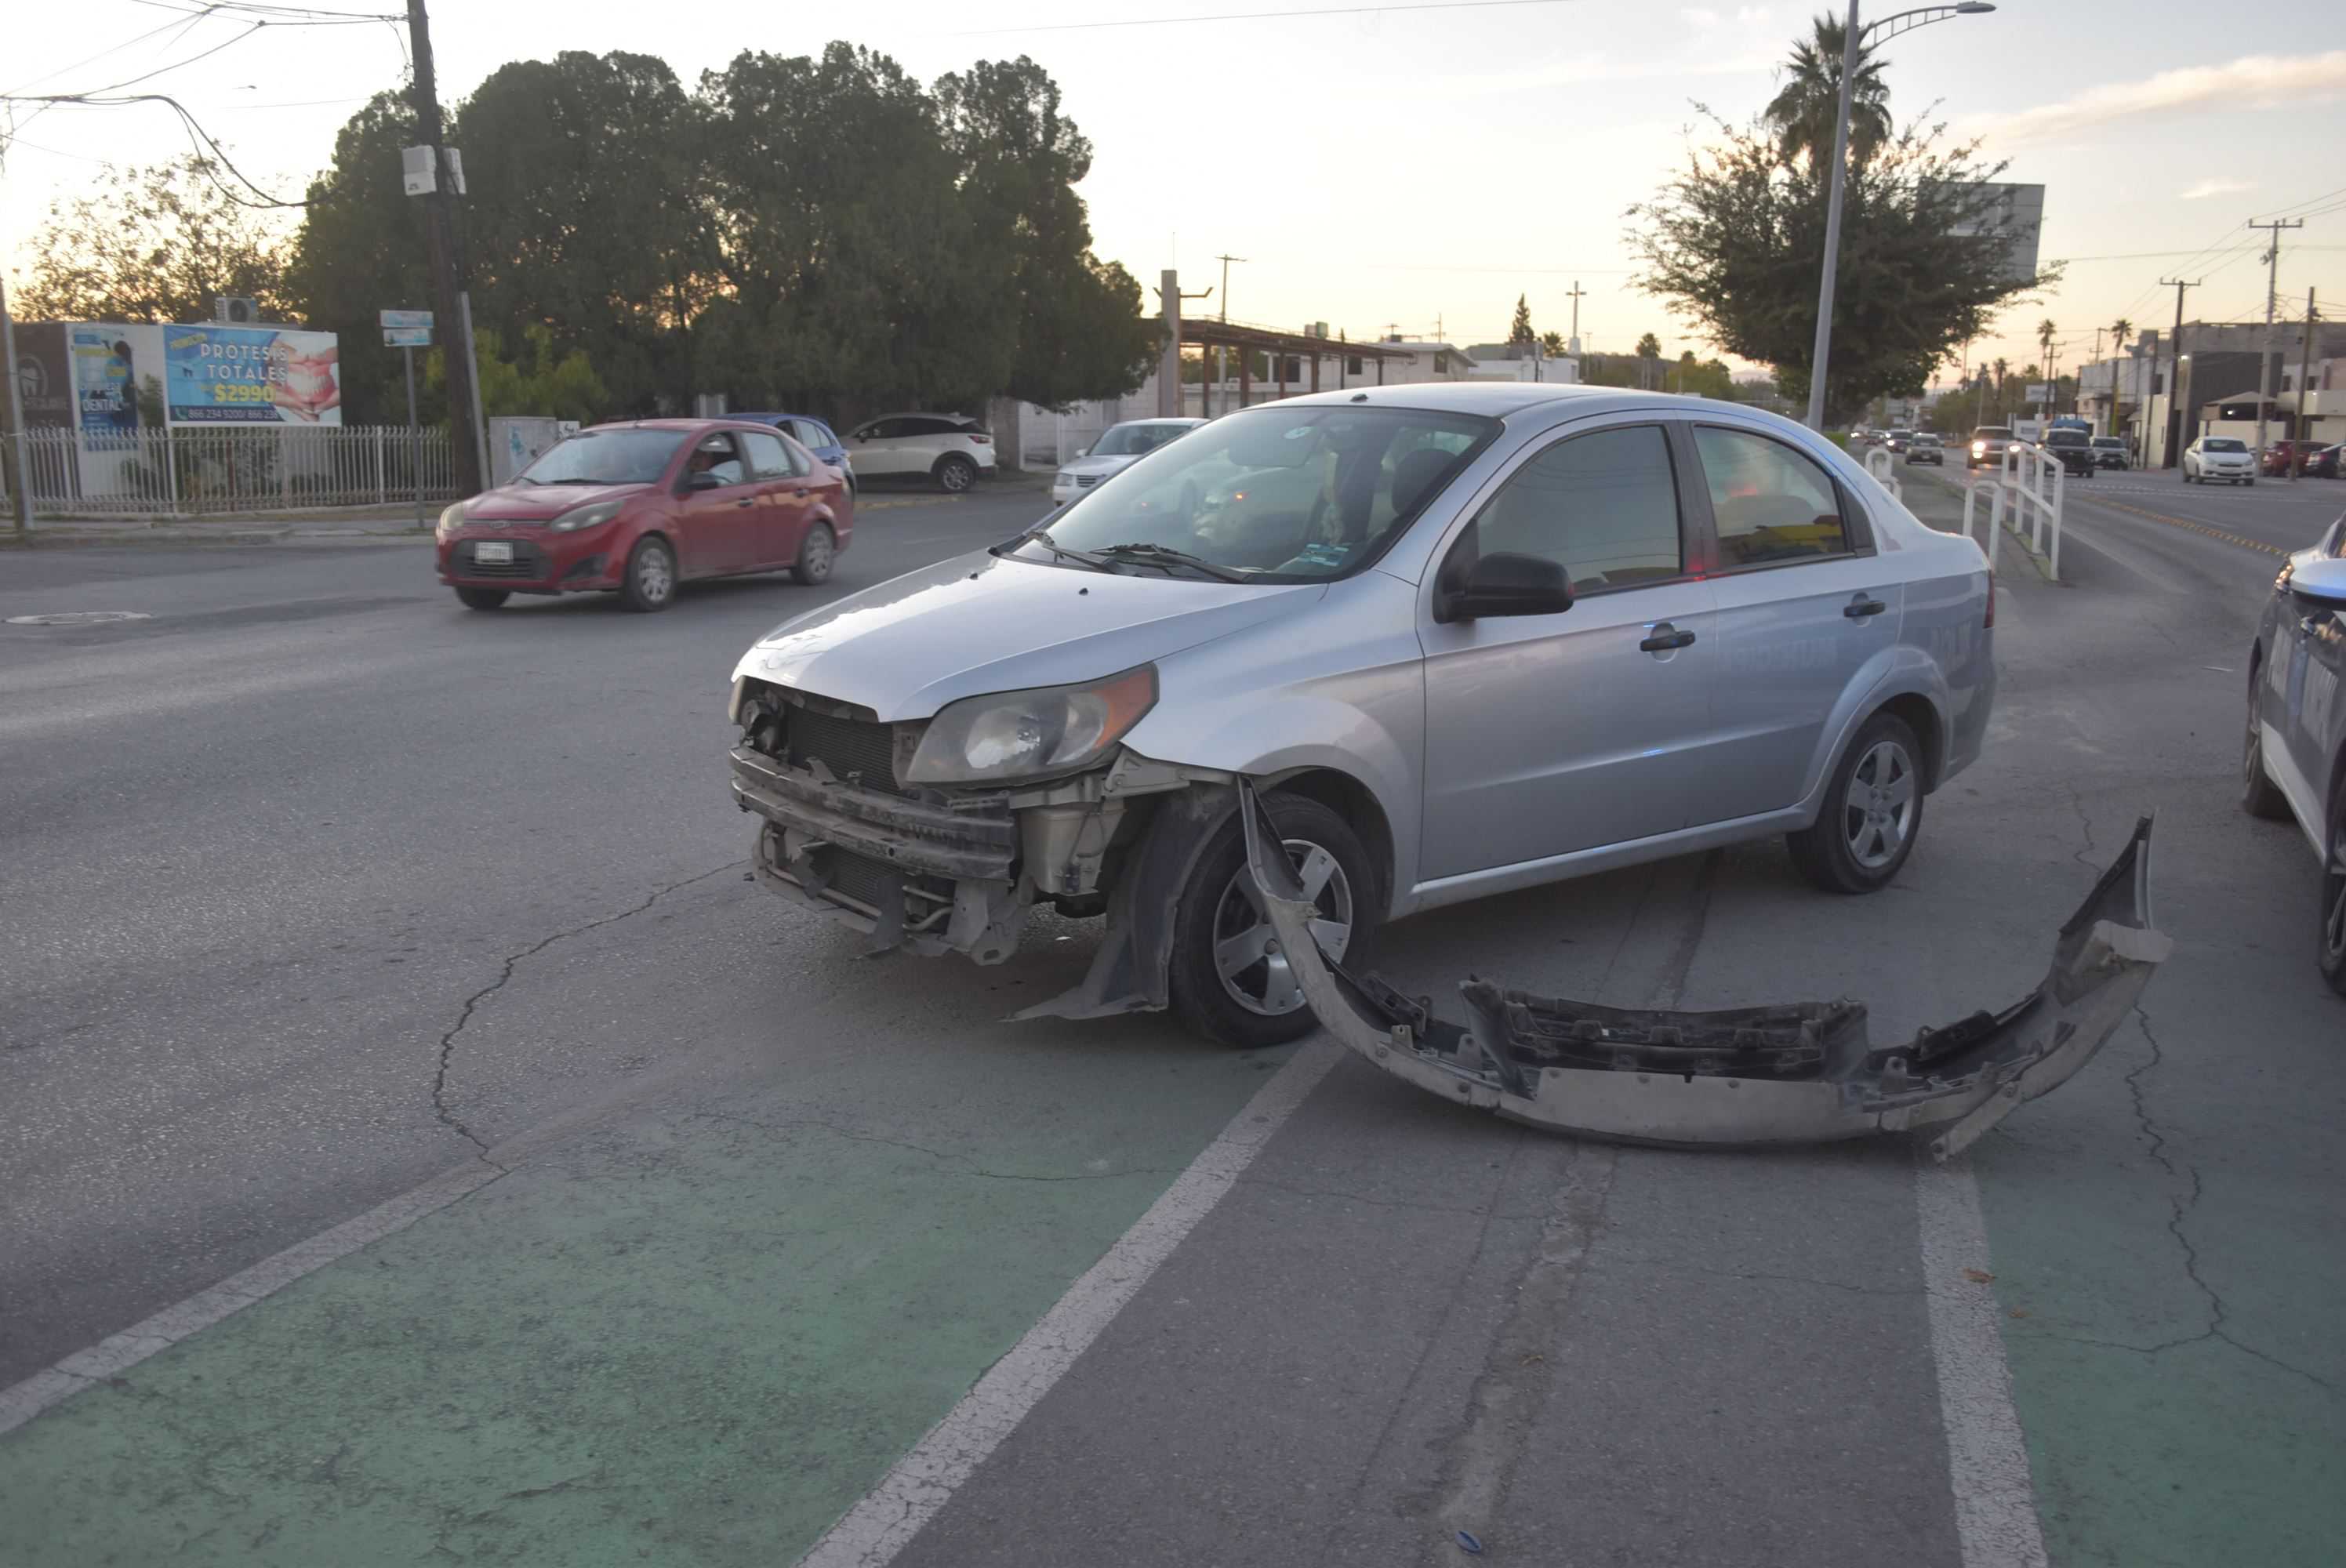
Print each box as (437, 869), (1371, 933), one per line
(2041, 426), (2099, 479)
(736, 413), (853, 492)
(2184, 436), (2257, 485)
(1904, 433), (1945, 465)
(1885, 428), (1915, 452)
(1969, 425), (2017, 469)
(2090, 436), (2130, 470)
(2241, 514), (2346, 994)
(2261, 439), (2326, 477)
(847, 412), (997, 492)
(1050, 418), (1207, 506)
(2312, 444), (2343, 479)
(435, 419), (852, 613)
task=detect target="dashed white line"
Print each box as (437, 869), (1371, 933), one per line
(794, 1038), (1343, 1568)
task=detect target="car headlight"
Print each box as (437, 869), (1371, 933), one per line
(550, 498), (627, 532)
(1971, 441), (1986, 454)
(437, 499), (470, 539)
(906, 666), (1158, 786)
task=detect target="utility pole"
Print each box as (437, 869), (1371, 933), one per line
(407, 0), (485, 496)
(1, 265), (27, 538)
(1211, 254), (1244, 418)
(2086, 326), (2103, 423)
(2249, 217), (2304, 469)
(2157, 277), (2199, 470)
(1566, 280), (1587, 351)
(1803, 0), (1864, 430)
(2292, 288), (2317, 481)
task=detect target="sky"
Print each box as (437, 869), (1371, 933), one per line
(6, 0), (2346, 388)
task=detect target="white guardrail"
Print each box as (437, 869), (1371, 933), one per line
(2, 426), (459, 518)
(1956, 442), (2064, 583)
(1861, 444), (1904, 502)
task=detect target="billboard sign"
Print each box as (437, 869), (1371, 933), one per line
(163, 325), (343, 424)
(379, 309), (433, 329)
(12, 322), (75, 430)
(1948, 182), (2045, 285)
(70, 327), (147, 445)
(383, 326), (433, 347)
(2025, 382), (2051, 401)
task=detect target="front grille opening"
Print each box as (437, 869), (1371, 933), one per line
(787, 706), (904, 795)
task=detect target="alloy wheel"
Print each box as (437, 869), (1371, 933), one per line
(799, 525), (835, 583)
(1211, 838), (1353, 1017)
(2326, 817), (2346, 969)
(636, 543), (674, 604)
(1843, 739), (1916, 871)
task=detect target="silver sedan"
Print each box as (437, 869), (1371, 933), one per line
(728, 384), (1997, 1046)
(2243, 514), (2346, 993)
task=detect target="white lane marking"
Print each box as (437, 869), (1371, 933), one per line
(796, 1037), (1344, 1568)
(0, 1160), (504, 1437)
(1916, 1152), (2049, 1568)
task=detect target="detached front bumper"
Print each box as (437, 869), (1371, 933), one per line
(1240, 781), (2168, 1158)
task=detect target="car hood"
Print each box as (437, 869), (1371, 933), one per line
(735, 550), (1327, 721)
(1055, 453), (1140, 480)
(463, 482), (653, 521)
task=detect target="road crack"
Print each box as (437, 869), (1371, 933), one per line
(430, 860), (743, 1163)
(2063, 782), (2099, 873)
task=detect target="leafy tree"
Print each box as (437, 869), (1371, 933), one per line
(1629, 109), (2054, 425)
(285, 91), (431, 423)
(1538, 329), (1566, 357)
(1765, 14), (1892, 169)
(422, 325), (607, 423)
(1508, 294), (1536, 347)
(1635, 332), (1662, 359)
(16, 157), (292, 325)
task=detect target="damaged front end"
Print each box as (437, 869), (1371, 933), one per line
(1239, 780), (2168, 1158)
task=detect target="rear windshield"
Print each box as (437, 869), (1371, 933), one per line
(1973, 427), (2013, 439)
(2203, 438), (2248, 452)
(1089, 422), (1196, 457)
(2091, 437), (2123, 447)
(2045, 430), (2088, 445)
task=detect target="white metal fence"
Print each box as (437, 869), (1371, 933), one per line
(3, 426), (459, 517)
(1957, 442), (2065, 581)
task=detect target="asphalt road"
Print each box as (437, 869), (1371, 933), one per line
(2, 464), (2341, 1566)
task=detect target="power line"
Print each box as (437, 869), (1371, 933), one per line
(2, 6), (212, 96)
(959, 0), (1587, 37)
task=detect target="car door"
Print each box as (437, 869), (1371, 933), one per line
(2279, 538), (2346, 826)
(1683, 423), (1905, 826)
(1418, 419), (1719, 880)
(853, 418), (911, 476)
(737, 428), (808, 566)
(670, 430), (761, 574)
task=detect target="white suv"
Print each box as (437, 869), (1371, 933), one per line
(2184, 436), (2256, 485)
(847, 413), (997, 492)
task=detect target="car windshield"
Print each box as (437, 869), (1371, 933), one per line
(2093, 437), (2123, 448)
(515, 429), (684, 486)
(2046, 430), (2087, 445)
(1914, 434), (1940, 445)
(2204, 438), (2248, 452)
(1974, 427), (2012, 439)
(1022, 405), (1499, 582)
(1089, 423), (1193, 458)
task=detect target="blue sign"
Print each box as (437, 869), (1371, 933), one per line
(379, 309), (434, 329)
(164, 325), (341, 424)
(383, 326), (433, 347)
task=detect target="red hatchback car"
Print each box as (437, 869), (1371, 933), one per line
(436, 419), (853, 612)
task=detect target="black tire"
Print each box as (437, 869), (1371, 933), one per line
(2243, 666), (2293, 821)
(1787, 710), (1927, 895)
(454, 586), (508, 612)
(2245, 478), (2256, 487)
(794, 521), (837, 586)
(935, 454), (978, 493)
(619, 535), (677, 613)
(1168, 793), (1379, 1048)
(2321, 770), (2346, 998)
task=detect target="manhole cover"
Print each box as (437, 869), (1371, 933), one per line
(5, 611), (154, 626)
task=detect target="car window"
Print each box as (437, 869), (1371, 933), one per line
(795, 420), (835, 449)
(686, 433), (747, 487)
(2204, 437), (2247, 452)
(906, 417), (959, 437)
(776, 432), (815, 477)
(515, 428), (684, 486)
(1692, 426), (1851, 568)
(1973, 427), (2012, 439)
(1470, 424), (1683, 594)
(861, 419), (902, 441)
(739, 430), (797, 480)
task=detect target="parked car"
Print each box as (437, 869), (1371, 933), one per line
(2261, 439), (2327, 477)
(1050, 418), (1207, 506)
(2184, 436), (2257, 485)
(1905, 433), (1945, 465)
(724, 384), (1996, 1045)
(2041, 426), (2099, 479)
(1970, 425), (2017, 469)
(1885, 428), (1915, 452)
(2242, 514), (2346, 994)
(2313, 444), (2343, 479)
(847, 412), (997, 492)
(736, 413), (854, 492)
(436, 419), (852, 613)
(2090, 436), (2130, 470)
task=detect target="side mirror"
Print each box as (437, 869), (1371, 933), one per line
(2290, 557), (2346, 607)
(1435, 550), (1574, 623)
(687, 470), (724, 492)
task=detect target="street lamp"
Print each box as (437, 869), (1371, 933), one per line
(1804, 2), (1996, 432)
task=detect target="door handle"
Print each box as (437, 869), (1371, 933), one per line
(1844, 597), (1888, 619)
(733, 497), (756, 508)
(1639, 625), (1696, 652)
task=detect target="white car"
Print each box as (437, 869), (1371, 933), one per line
(847, 413), (998, 492)
(1050, 419), (1207, 506)
(2184, 436), (2257, 486)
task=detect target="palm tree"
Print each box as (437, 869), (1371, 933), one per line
(2036, 321), (2057, 410)
(1992, 357), (2010, 423)
(1766, 14), (1894, 170)
(2109, 316), (2133, 348)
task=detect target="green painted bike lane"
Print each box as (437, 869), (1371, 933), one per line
(0, 1033), (1291, 1566)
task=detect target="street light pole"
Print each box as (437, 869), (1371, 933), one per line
(1803, 3), (1996, 431)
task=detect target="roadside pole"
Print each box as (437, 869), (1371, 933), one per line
(405, 347), (423, 526)
(2157, 277), (2199, 470)
(2249, 217), (2304, 471)
(1801, 1), (1862, 430)
(405, 0), (485, 498)
(1, 267), (28, 538)
(383, 312), (433, 528)
(2292, 288), (2315, 482)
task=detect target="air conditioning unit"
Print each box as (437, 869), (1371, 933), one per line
(214, 296), (260, 325)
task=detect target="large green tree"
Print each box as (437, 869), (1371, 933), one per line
(1628, 110), (2054, 425)
(16, 157), (292, 325)
(1765, 14), (1893, 169)
(285, 91), (431, 423)
(1508, 294), (1536, 347)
